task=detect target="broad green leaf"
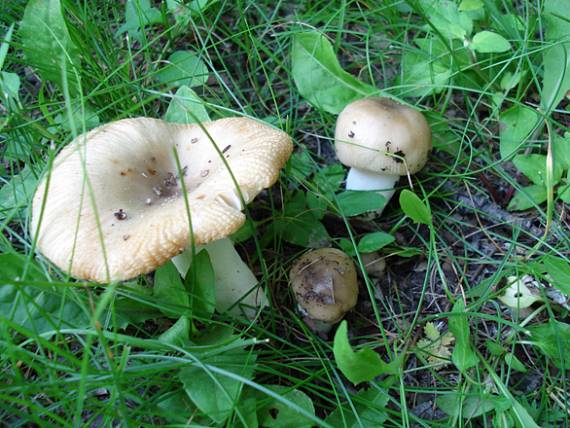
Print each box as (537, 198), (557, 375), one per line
(155, 50), (209, 88)
(437, 392), (511, 418)
(0, 167), (37, 220)
(541, 0), (570, 110)
(179, 350), (256, 423)
(552, 133), (570, 170)
(256, 385), (315, 428)
(335, 190), (386, 217)
(422, 0), (473, 40)
(513, 154), (562, 185)
(540, 256), (570, 297)
(1, 71), (20, 100)
(559, 172), (570, 203)
(156, 391), (196, 424)
(507, 185), (547, 211)
(357, 232), (395, 253)
(58, 100), (100, 132)
(164, 85), (210, 124)
(117, 0), (162, 43)
(399, 189), (432, 225)
(158, 316), (191, 346)
(185, 249), (216, 318)
(527, 320), (570, 369)
(0, 253), (90, 334)
(325, 385), (391, 427)
(306, 192), (328, 220)
(499, 105), (539, 159)
(333, 320), (396, 385)
(500, 71), (522, 92)
(20, 0), (81, 94)
(459, 0), (483, 11)
(273, 213), (331, 248)
(290, 31), (377, 114)
(167, 0), (210, 25)
(400, 39), (453, 97)
(504, 353), (527, 372)
(314, 164), (345, 194)
(471, 31), (511, 53)
(448, 301), (478, 372)
(154, 261), (190, 318)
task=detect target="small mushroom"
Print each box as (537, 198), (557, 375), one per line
(31, 117), (292, 315)
(335, 98), (432, 211)
(289, 248), (358, 332)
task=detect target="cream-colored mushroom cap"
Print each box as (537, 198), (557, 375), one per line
(31, 117), (292, 283)
(289, 248), (358, 324)
(335, 97), (432, 175)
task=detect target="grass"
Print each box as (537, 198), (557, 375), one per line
(1, 0), (570, 426)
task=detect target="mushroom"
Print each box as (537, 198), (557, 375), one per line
(289, 248), (358, 332)
(360, 251), (386, 279)
(31, 117), (292, 315)
(335, 97), (432, 209)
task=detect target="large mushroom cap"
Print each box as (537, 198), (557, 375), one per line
(31, 117), (292, 282)
(335, 97), (432, 175)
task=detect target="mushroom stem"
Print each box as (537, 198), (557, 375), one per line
(345, 167), (399, 205)
(171, 237), (267, 319)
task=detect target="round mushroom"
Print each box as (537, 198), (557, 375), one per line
(335, 97), (431, 209)
(289, 248), (358, 332)
(31, 117), (292, 285)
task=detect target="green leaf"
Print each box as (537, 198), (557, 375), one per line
(179, 350), (256, 423)
(117, 0), (162, 43)
(471, 31), (512, 53)
(504, 353), (527, 373)
(58, 100), (100, 132)
(0, 253), (90, 334)
(400, 39), (452, 97)
(335, 190), (386, 217)
(0, 167), (37, 220)
(399, 189), (432, 225)
(155, 50), (209, 88)
(552, 133), (570, 171)
(158, 316), (191, 346)
(256, 385), (316, 428)
(422, 0), (473, 40)
(20, 0), (81, 94)
(558, 173), (570, 203)
(1, 71), (20, 100)
(154, 261), (189, 318)
(273, 212), (331, 248)
(527, 320), (570, 369)
(333, 320), (396, 385)
(313, 164), (345, 194)
(500, 71), (522, 92)
(507, 185), (547, 211)
(185, 249), (216, 318)
(290, 31), (377, 114)
(513, 154), (562, 185)
(541, 0), (570, 110)
(156, 391), (195, 424)
(325, 385), (391, 427)
(499, 106), (539, 159)
(540, 256), (570, 297)
(458, 0), (483, 11)
(448, 301), (478, 372)
(437, 392), (511, 418)
(357, 232), (395, 253)
(164, 85), (210, 124)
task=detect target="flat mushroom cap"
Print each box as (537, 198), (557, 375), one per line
(335, 97), (432, 175)
(31, 117), (292, 283)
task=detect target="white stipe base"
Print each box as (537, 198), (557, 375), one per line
(345, 167), (399, 210)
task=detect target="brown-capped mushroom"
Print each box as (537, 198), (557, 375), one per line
(289, 248), (358, 331)
(335, 97), (431, 208)
(31, 117), (292, 297)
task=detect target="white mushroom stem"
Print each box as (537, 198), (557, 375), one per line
(345, 167), (400, 206)
(171, 237), (267, 319)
